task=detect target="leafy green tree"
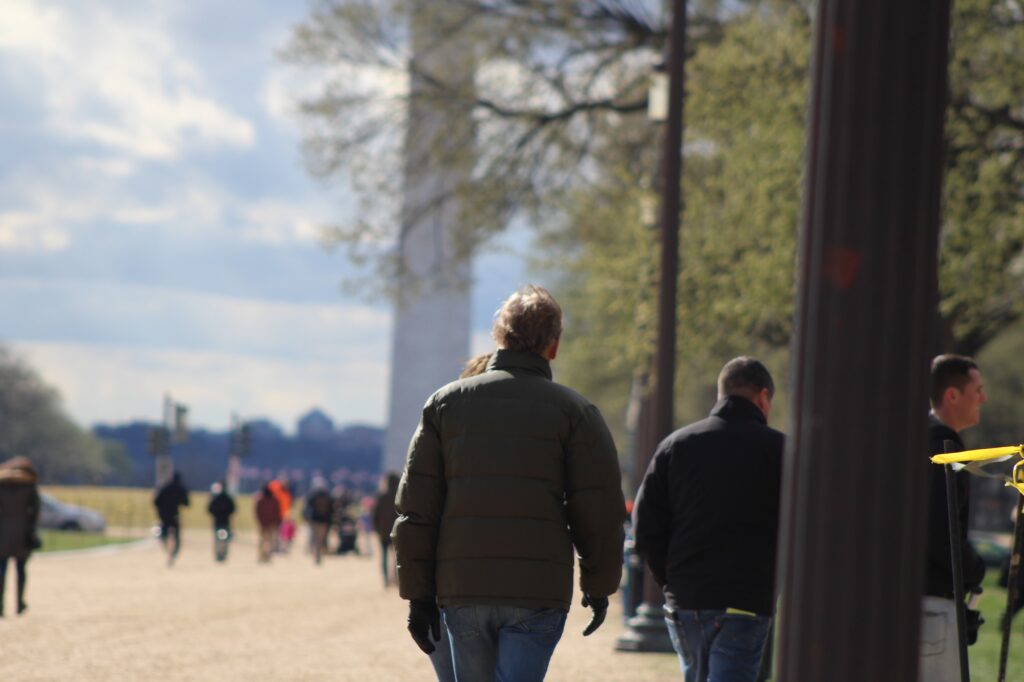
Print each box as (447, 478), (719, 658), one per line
(0, 347), (128, 483)
(547, 0), (1023, 434)
(288, 0), (1024, 426)
(940, 0), (1024, 355)
(283, 0), (741, 292)
(540, 3), (807, 432)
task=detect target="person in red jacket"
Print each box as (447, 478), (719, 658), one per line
(255, 484), (282, 563)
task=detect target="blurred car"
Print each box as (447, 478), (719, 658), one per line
(38, 493), (106, 533)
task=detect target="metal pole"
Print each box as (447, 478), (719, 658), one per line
(615, 0), (686, 654)
(226, 413), (241, 495)
(776, 0), (953, 679)
(998, 495), (1024, 681)
(943, 459), (970, 682)
(154, 393), (174, 489)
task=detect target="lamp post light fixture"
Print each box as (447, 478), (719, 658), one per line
(154, 393), (189, 489)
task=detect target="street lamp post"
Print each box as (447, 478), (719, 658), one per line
(615, 0), (688, 654)
(152, 393), (188, 489)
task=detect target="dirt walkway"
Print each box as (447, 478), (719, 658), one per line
(0, 531), (679, 681)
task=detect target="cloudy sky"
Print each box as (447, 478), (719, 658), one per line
(0, 0), (526, 434)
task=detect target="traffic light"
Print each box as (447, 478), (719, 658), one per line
(174, 405), (189, 442)
(147, 427), (169, 456)
(239, 423), (252, 456)
(230, 421), (252, 457)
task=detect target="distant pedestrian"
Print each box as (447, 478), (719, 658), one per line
(255, 484), (282, 563)
(633, 357), (784, 682)
(332, 486), (359, 556)
(207, 481), (236, 563)
(154, 471), (190, 567)
(0, 456), (40, 617)
(304, 478), (334, 565)
(359, 495), (374, 556)
(269, 479), (294, 554)
(373, 472), (400, 588)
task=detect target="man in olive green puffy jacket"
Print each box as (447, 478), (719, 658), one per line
(393, 285), (625, 682)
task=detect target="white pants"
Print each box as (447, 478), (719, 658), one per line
(919, 596), (962, 682)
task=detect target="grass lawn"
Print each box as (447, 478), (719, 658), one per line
(42, 485), (257, 533)
(36, 529), (140, 553)
(968, 570), (1024, 679)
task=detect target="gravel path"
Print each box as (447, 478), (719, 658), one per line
(0, 530), (679, 681)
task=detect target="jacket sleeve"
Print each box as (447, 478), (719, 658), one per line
(392, 397), (446, 601)
(565, 403), (626, 599)
(632, 445), (671, 587)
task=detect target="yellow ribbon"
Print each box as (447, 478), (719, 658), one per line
(931, 445), (1024, 496)
(930, 445), (1023, 464)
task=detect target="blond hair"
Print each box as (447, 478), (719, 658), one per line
(491, 285), (563, 355)
(460, 353), (492, 378)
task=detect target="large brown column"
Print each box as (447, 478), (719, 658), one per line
(777, 1), (953, 680)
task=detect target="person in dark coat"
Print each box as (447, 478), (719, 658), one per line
(0, 456), (40, 617)
(304, 478), (334, 565)
(207, 481), (236, 562)
(394, 286), (624, 681)
(633, 357), (784, 682)
(154, 471), (190, 567)
(373, 472), (400, 588)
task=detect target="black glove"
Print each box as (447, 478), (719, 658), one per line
(965, 608), (984, 646)
(581, 594), (609, 636)
(407, 599), (441, 654)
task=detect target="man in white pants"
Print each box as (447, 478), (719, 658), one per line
(919, 354), (988, 681)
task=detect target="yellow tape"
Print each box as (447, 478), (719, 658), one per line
(725, 608), (758, 617)
(930, 445), (1023, 464)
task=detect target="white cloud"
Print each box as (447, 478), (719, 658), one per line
(0, 219), (70, 252)
(14, 340), (388, 431)
(0, 276), (389, 363)
(0, 0), (254, 160)
(237, 199), (328, 245)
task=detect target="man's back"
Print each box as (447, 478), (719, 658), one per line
(923, 414), (985, 597)
(634, 396), (783, 615)
(394, 348), (625, 611)
(154, 480), (189, 522)
(208, 492), (235, 527)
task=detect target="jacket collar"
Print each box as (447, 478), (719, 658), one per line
(928, 411), (962, 441)
(487, 349), (553, 380)
(710, 395), (767, 425)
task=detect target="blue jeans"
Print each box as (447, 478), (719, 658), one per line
(429, 609), (456, 682)
(443, 604), (567, 682)
(664, 607), (771, 682)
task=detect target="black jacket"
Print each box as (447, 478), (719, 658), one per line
(208, 492), (236, 529)
(924, 414), (986, 597)
(154, 479), (190, 524)
(632, 396), (784, 616)
(305, 490), (335, 524)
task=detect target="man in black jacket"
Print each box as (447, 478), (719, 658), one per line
(919, 354), (987, 682)
(633, 357), (783, 682)
(207, 481), (235, 563)
(154, 471), (190, 567)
